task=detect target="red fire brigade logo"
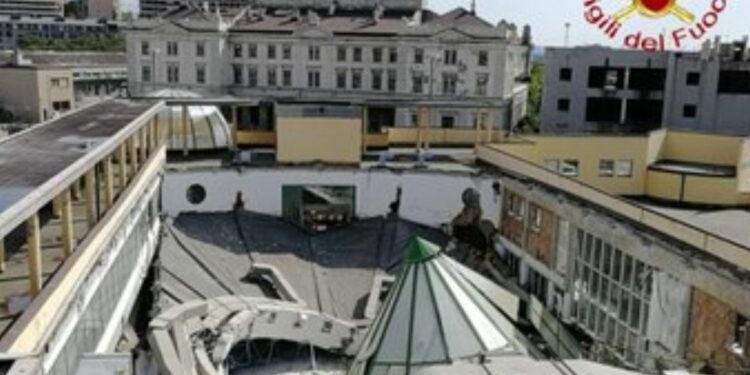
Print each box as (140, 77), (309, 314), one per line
(613, 0), (695, 23)
(583, 0), (728, 51)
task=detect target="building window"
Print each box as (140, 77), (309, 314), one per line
(444, 49), (458, 65)
(389, 47), (398, 63)
(373, 47), (383, 63)
(683, 104), (697, 118)
(686, 71), (700, 86)
(599, 160), (614, 177)
(371, 69), (383, 90)
(337, 46), (347, 62)
(308, 46), (320, 61)
(282, 44), (292, 60)
(141, 65), (152, 82)
(478, 50), (488, 66)
(615, 160), (633, 177)
(232, 64), (243, 85)
(307, 69), (321, 88)
(352, 69), (362, 89)
(141, 41), (149, 56)
(282, 67), (293, 87)
(572, 230), (653, 366)
(51, 77), (69, 88)
(544, 159), (559, 172)
(234, 43), (243, 58)
(336, 69), (347, 89)
(267, 44), (276, 59)
(414, 48), (424, 64)
(353, 47), (362, 62)
(529, 205), (542, 230)
(476, 73), (489, 96)
(387, 69), (397, 92)
(440, 115), (455, 129)
(248, 43), (257, 58)
(196, 64), (206, 84)
(557, 98), (571, 112)
(167, 64), (179, 83)
(442, 73), (458, 94)
(560, 68), (572, 81)
(167, 41), (178, 56)
(412, 72), (424, 94)
(248, 67), (258, 87)
(561, 159), (579, 177)
(196, 42), (205, 57)
(267, 66), (277, 86)
(507, 193), (525, 219)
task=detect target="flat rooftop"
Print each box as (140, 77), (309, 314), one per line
(0, 100), (155, 220)
(634, 201), (750, 249)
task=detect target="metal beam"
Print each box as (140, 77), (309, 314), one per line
(26, 214), (42, 296)
(61, 189), (75, 258)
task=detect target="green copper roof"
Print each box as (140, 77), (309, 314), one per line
(405, 237), (441, 264)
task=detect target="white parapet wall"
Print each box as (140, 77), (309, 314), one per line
(163, 166), (504, 228)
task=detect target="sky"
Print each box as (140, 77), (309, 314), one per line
(428, 0), (749, 50)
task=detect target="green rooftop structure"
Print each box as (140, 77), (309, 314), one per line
(350, 237), (523, 375)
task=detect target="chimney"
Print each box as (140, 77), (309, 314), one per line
(470, 0), (476, 15)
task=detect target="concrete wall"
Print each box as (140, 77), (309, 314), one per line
(162, 167), (503, 229)
(276, 117), (362, 164)
(662, 131), (743, 166)
(0, 67), (74, 123)
(494, 135), (649, 196)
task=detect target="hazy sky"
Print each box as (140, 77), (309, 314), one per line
(428, 0), (748, 49)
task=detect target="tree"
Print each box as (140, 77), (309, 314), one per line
(518, 62), (544, 133)
(19, 34), (125, 52)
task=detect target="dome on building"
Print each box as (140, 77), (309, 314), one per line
(350, 237), (522, 375)
(146, 89), (233, 151)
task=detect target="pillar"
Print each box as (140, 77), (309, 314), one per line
(118, 143), (127, 191)
(103, 156), (114, 209)
(230, 105), (238, 147)
(85, 168), (97, 229)
(52, 195), (62, 218)
(71, 177), (81, 201)
(60, 189), (74, 258)
(0, 237), (5, 273)
(26, 213), (42, 296)
(128, 136), (138, 177)
(486, 109), (494, 143)
(182, 104), (189, 157)
(474, 110), (481, 146)
(139, 126), (147, 163)
(361, 105), (369, 154)
(422, 107), (431, 151)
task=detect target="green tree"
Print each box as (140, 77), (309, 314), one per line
(19, 34), (125, 52)
(518, 62), (544, 133)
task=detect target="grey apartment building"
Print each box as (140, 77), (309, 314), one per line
(125, 0), (532, 131)
(542, 38), (750, 135)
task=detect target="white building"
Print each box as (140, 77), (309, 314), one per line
(541, 38), (750, 135)
(124, 2), (532, 131)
